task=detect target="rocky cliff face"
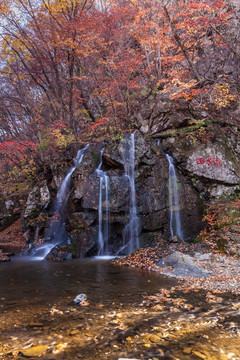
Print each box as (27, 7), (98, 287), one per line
(131, 96), (193, 136)
(161, 126), (240, 198)
(0, 194), (22, 232)
(21, 180), (51, 246)
(65, 133), (203, 257)
(2, 125), (239, 259)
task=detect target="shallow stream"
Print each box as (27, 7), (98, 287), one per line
(0, 258), (240, 359)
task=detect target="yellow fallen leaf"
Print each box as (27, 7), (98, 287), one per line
(53, 343), (68, 354)
(152, 304), (165, 311)
(81, 301), (90, 307)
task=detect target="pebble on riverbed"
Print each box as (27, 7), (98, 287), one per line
(73, 293), (87, 304)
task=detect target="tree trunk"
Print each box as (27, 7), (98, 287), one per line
(163, 5), (202, 82)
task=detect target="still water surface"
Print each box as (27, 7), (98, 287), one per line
(0, 257), (175, 309)
(0, 258), (177, 359)
(1, 258), (240, 359)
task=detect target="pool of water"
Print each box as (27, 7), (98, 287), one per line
(0, 258), (178, 359)
(0, 257), (175, 308)
(1, 258), (239, 360)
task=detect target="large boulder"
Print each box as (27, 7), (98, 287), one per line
(156, 251), (211, 278)
(130, 95), (192, 135)
(65, 212), (98, 258)
(22, 181), (51, 245)
(23, 181), (51, 219)
(161, 125), (240, 198)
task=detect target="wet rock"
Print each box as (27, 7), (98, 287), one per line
(149, 334), (162, 343)
(70, 329), (80, 336)
(183, 347), (192, 354)
(45, 244), (70, 261)
(65, 212), (98, 258)
(106, 175), (130, 212)
(66, 133), (203, 256)
(192, 350), (207, 359)
(118, 358), (140, 360)
(71, 142), (105, 188)
(135, 139), (169, 232)
(67, 212), (97, 229)
(169, 235), (182, 243)
(67, 226), (97, 258)
(70, 174), (130, 213)
(19, 345), (48, 357)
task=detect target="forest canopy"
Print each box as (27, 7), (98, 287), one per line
(0, 0), (239, 193)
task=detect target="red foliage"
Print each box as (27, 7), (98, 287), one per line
(88, 118), (109, 131)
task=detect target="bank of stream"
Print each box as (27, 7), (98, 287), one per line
(1, 258), (240, 360)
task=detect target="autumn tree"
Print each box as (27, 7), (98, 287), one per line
(1, 0), (237, 137)
(0, 0), (102, 189)
(0, 0), (238, 194)
(1, 1), (99, 132)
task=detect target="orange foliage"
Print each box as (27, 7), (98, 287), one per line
(200, 197), (240, 251)
(0, 0), (237, 194)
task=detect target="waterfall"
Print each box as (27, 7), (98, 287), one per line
(96, 150), (110, 255)
(33, 144), (89, 259)
(166, 154), (184, 241)
(118, 133), (140, 255)
(155, 138), (184, 241)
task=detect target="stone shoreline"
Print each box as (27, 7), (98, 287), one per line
(114, 241), (240, 294)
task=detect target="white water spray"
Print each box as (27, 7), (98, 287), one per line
(33, 144), (89, 259)
(155, 139), (184, 241)
(166, 154), (184, 241)
(118, 134), (140, 254)
(96, 150), (110, 255)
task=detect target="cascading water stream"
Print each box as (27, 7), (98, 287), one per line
(156, 139), (184, 241)
(96, 150), (109, 255)
(33, 144), (89, 259)
(166, 154), (184, 241)
(118, 133), (140, 255)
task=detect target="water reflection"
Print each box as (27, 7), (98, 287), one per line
(0, 259), (176, 309)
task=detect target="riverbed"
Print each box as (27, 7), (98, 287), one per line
(0, 258), (240, 359)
